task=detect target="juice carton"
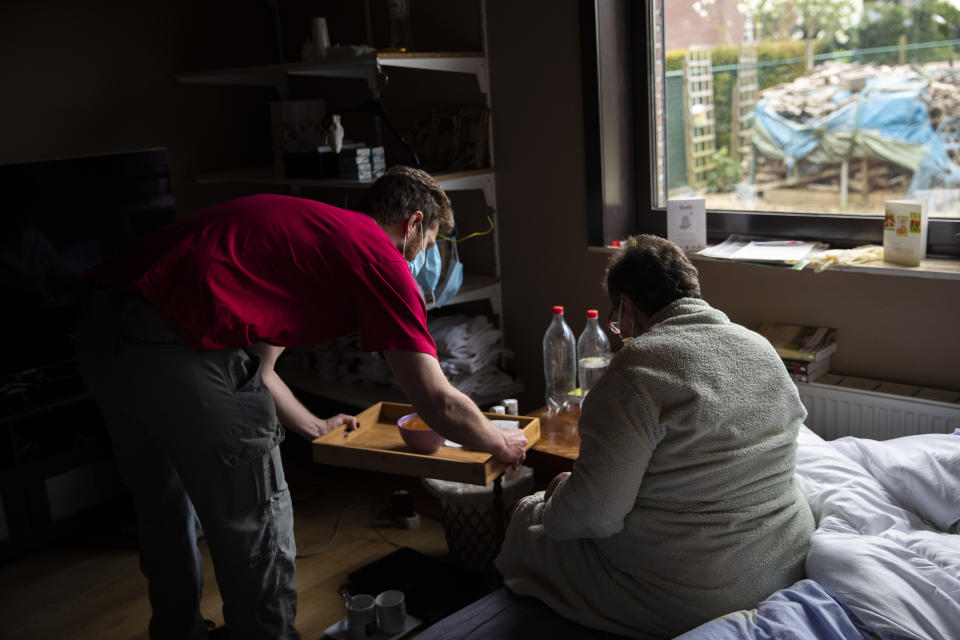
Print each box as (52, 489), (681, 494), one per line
(883, 199), (927, 266)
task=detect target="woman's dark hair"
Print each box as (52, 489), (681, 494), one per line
(604, 234), (701, 315)
(357, 165), (454, 233)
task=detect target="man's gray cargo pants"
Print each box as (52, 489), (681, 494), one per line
(76, 289), (299, 640)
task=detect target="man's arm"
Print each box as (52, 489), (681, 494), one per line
(383, 350), (527, 466)
(250, 342), (358, 440)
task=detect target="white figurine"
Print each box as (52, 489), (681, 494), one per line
(326, 115), (344, 153)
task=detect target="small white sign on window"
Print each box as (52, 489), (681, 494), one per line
(667, 197), (706, 252)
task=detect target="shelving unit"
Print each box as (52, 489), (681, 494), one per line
(177, 1), (517, 408)
(178, 52), (488, 98)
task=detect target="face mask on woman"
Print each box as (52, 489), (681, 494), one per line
(608, 298), (637, 345)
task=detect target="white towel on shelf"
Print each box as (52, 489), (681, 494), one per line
(429, 315), (503, 359)
(447, 366), (517, 399)
(298, 314), (517, 400)
(439, 346), (513, 376)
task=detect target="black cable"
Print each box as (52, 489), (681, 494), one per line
(328, 99), (422, 168)
(294, 501), (428, 558)
(295, 501), (377, 559)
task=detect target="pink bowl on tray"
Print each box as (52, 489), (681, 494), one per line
(397, 412), (445, 454)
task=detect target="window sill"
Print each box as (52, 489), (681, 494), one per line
(690, 253), (960, 281)
(587, 246), (960, 281)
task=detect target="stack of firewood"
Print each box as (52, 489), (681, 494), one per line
(756, 60), (960, 179)
(759, 61), (862, 122)
(925, 74), (960, 164)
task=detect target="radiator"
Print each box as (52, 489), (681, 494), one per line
(797, 382), (960, 440)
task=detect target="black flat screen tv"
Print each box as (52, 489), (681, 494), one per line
(0, 148), (176, 380)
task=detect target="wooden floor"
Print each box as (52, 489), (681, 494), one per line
(0, 439), (452, 640)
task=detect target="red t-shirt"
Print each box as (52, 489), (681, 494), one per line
(90, 194), (437, 357)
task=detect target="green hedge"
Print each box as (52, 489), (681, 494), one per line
(858, 0), (960, 65)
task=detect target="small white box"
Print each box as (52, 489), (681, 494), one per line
(667, 197), (706, 252)
(882, 199), (927, 266)
(734, 182), (757, 204)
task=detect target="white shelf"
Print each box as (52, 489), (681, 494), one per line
(178, 52), (488, 94)
(426, 273), (500, 313)
(192, 166), (494, 193)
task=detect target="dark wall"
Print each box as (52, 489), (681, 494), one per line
(0, 0), (280, 215)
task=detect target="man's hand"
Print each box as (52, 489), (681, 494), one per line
(286, 413), (358, 441)
(544, 471), (571, 501)
(495, 428), (528, 469)
(250, 343), (362, 442)
(321, 413), (359, 436)
(384, 351), (530, 464)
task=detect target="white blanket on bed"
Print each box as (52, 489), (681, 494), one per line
(795, 426), (960, 640)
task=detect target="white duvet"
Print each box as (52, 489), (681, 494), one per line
(795, 426), (960, 640)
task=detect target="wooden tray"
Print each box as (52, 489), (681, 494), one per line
(312, 402), (540, 485)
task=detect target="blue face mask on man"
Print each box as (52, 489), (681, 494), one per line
(433, 240), (463, 307)
(416, 244), (442, 292)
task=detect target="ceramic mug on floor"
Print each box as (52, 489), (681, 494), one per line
(375, 589), (407, 634)
(346, 594), (377, 639)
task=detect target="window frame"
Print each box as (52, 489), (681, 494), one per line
(581, 0), (960, 258)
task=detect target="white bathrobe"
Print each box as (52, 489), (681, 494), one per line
(496, 298), (814, 639)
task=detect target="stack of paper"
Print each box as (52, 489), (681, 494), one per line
(698, 235), (827, 266)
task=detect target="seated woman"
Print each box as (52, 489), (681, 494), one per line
(496, 235), (815, 639)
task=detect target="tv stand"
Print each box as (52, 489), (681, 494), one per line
(0, 362), (125, 562)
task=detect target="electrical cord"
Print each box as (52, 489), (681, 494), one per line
(371, 524), (401, 549)
(295, 501), (438, 558)
(438, 216), (494, 243)
(295, 501), (377, 559)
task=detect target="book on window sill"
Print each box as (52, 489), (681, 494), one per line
(789, 369), (829, 384)
(783, 355), (831, 376)
(698, 234), (827, 267)
(757, 322), (838, 362)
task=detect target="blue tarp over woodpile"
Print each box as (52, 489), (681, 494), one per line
(752, 71), (960, 193)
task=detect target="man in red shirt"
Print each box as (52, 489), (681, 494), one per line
(76, 166), (526, 640)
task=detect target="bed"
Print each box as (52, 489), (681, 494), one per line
(414, 425), (960, 640)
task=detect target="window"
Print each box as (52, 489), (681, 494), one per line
(582, 0), (960, 257)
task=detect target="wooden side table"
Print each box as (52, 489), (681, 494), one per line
(524, 405), (581, 486)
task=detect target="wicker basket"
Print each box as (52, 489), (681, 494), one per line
(422, 466), (535, 576)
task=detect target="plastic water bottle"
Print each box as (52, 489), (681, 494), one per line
(577, 309), (611, 399)
(543, 305), (577, 413)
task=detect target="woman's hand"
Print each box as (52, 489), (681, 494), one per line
(544, 471), (571, 501)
